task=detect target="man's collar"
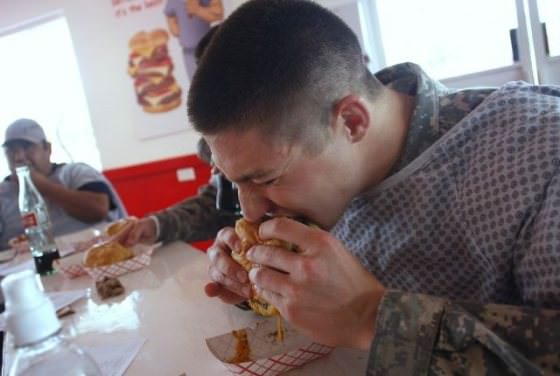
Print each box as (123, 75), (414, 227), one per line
(373, 63), (494, 176)
(375, 63), (449, 173)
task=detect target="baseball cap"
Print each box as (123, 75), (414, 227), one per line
(3, 119), (47, 146)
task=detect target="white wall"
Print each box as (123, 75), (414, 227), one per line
(0, 0), (202, 170)
(0, 0), (367, 170)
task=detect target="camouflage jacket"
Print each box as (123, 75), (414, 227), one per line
(371, 291), (560, 376)
(337, 63), (560, 375)
(154, 181), (237, 244)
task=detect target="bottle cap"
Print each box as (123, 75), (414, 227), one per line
(1, 270), (61, 346)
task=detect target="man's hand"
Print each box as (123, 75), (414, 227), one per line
(27, 166), (110, 222)
(166, 16), (180, 37)
(204, 227), (251, 305)
(186, 0), (197, 16)
(186, 0), (223, 23)
(247, 217), (385, 350)
(118, 217), (157, 246)
(27, 167), (50, 189)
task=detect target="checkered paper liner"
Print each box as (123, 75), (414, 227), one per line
(206, 317), (333, 376)
(54, 260), (87, 278)
(54, 243), (154, 280)
(84, 244), (154, 281)
(53, 249), (87, 279)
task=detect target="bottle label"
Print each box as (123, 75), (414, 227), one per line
(22, 213), (38, 229)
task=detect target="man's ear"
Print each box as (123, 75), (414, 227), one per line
(332, 95), (370, 143)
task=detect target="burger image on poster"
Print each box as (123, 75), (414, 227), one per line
(127, 29), (182, 114)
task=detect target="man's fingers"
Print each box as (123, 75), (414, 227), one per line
(207, 244), (248, 283)
(120, 222), (149, 246)
(255, 287), (285, 313)
(248, 266), (291, 301)
(204, 281), (221, 297)
(208, 263), (251, 298)
(258, 217), (323, 255)
(246, 244), (299, 273)
(205, 226), (251, 304)
(113, 223), (135, 245)
(215, 227), (241, 253)
(204, 282), (246, 305)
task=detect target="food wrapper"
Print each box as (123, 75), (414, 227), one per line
(206, 317), (333, 376)
(54, 244), (154, 280)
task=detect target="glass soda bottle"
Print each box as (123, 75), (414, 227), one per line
(1, 270), (102, 376)
(15, 166), (60, 275)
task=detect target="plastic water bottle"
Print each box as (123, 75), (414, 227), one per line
(1, 270), (102, 376)
(15, 166), (60, 275)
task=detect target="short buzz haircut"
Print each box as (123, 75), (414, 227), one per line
(187, 0), (383, 153)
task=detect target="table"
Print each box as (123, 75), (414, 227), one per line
(3, 236), (368, 375)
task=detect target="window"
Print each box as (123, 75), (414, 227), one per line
(537, 0), (560, 57)
(0, 14), (101, 178)
(375, 0), (519, 80)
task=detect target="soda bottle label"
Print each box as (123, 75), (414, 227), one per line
(22, 213), (38, 229)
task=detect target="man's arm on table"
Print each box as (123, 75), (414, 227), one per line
(369, 291), (559, 376)
(154, 184), (237, 244)
(31, 170), (111, 223)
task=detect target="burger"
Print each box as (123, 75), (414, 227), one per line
(106, 218), (136, 237)
(232, 218), (301, 341)
(127, 29), (182, 113)
(83, 241), (134, 268)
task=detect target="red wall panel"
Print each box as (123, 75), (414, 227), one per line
(104, 154), (211, 218)
(103, 155), (210, 217)
(103, 154), (212, 251)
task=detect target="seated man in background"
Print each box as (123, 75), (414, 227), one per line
(0, 118), (126, 249)
(121, 25), (238, 247)
(189, 0), (560, 374)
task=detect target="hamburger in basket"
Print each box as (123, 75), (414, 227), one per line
(83, 241), (134, 268)
(233, 219), (300, 319)
(54, 219), (153, 280)
(206, 218), (334, 372)
(231, 218), (303, 349)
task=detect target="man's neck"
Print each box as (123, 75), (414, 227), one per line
(359, 89), (415, 193)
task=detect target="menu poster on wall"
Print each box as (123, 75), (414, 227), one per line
(109, 0), (225, 140)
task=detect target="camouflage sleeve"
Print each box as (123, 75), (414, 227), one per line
(153, 183), (237, 244)
(368, 290), (560, 376)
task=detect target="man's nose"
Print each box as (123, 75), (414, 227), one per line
(238, 185), (272, 223)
